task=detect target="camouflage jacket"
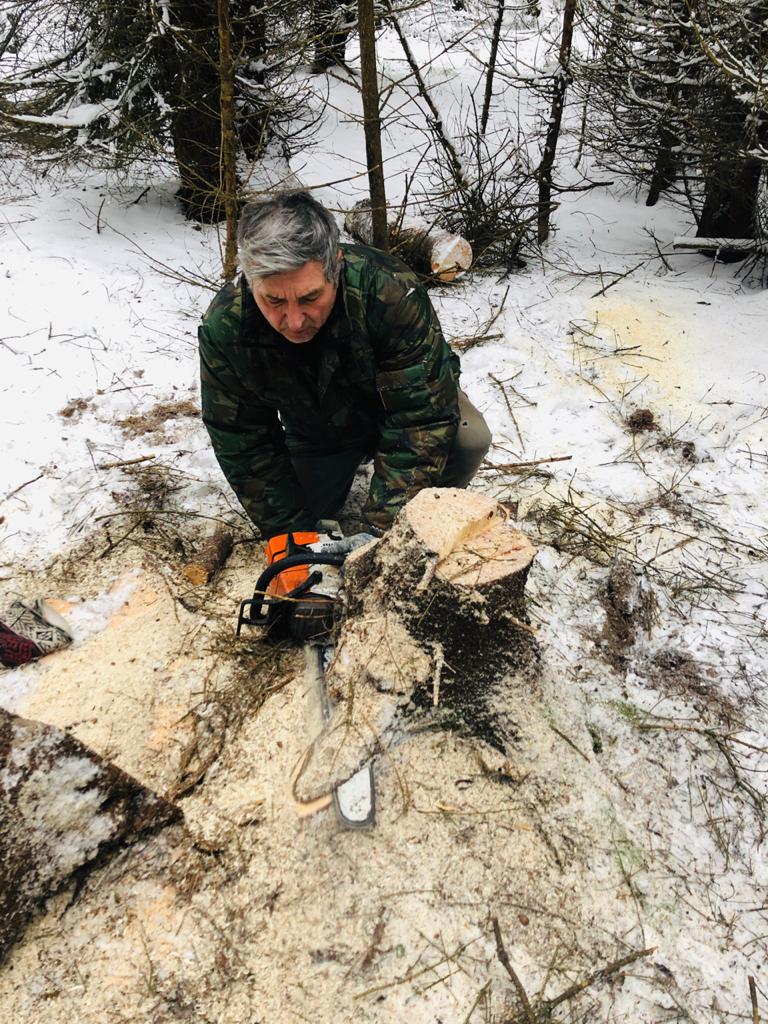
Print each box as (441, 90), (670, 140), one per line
(199, 243), (460, 537)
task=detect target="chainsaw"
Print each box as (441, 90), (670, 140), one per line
(236, 524), (347, 643)
(237, 522), (376, 828)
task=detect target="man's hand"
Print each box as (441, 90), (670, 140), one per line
(264, 530), (378, 567)
(308, 532), (378, 558)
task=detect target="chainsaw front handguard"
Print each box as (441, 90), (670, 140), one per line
(236, 549), (346, 636)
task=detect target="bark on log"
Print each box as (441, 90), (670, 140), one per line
(294, 488), (538, 801)
(0, 708), (181, 961)
(182, 527), (234, 586)
(345, 201), (472, 282)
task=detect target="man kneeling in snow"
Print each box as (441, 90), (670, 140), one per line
(198, 191), (491, 540)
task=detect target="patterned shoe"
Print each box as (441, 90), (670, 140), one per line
(3, 600), (73, 657)
(0, 620), (42, 667)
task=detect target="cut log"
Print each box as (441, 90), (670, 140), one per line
(0, 708), (181, 961)
(345, 201), (473, 282)
(182, 527), (234, 586)
(294, 488), (538, 801)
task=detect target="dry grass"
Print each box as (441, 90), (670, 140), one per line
(58, 396), (91, 421)
(527, 492), (638, 568)
(117, 397), (200, 439)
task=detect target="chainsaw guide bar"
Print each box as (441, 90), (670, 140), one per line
(304, 643), (377, 829)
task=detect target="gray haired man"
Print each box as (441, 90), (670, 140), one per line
(199, 191), (491, 540)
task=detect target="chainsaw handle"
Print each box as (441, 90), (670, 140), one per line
(237, 550), (347, 633)
(255, 550), (346, 597)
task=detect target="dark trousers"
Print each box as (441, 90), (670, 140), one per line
(290, 390), (492, 522)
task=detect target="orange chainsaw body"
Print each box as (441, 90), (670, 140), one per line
(264, 531), (320, 600)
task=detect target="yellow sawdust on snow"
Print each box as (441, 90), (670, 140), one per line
(584, 296), (688, 404)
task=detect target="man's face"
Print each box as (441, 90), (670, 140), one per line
(250, 259), (338, 344)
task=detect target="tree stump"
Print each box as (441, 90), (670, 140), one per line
(0, 708), (181, 961)
(294, 488), (538, 801)
(344, 201), (473, 282)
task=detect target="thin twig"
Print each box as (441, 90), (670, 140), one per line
(453, 286), (511, 352)
(384, 0), (469, 192)
(550, 725), (591, 763)
(355, 938), (477, 999)
(463, 981), (491, 1024)
(481, 455), (572, 472)
(544, 946), (655, 1011)
(97, 454), (157, 470)
(489, 373), (524, 449)
(487, 285), (511, 331)
(590, 260), (645, 299)
(360, 907), (387, 971)
(646, 229), (673, 271)
(749, 975), (760, 1024)
(453, 331), (503, 353)
(98, 518), (142, 559)
(1, 472), (44, 504)
(168, 707), (228, 800)
(95, 509), (241, 527)
(491, 916), (534, 1024)
(128, 186), (150, 207)
(714, 737), (767, 840)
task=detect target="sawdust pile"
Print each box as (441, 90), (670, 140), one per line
(0, 495), (753, 1022)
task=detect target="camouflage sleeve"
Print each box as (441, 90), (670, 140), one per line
(364, 275), (460, 533)
(199, 322), (314, 538)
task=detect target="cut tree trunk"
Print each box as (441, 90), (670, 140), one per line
(294, 488), (538, 801)
(182, 527), (234, 586)
(0, 708), (181, 961)
(345, 201), (472, 282)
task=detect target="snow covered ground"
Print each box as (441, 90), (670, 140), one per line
(1, 4), (767, 1021)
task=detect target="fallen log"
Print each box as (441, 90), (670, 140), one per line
(294, 488), (539, 801)
(345, 201), (473, 282)
(0, 708), (181, 960)
(672, 236), (765, 258)
(182, 526), (234, 586)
